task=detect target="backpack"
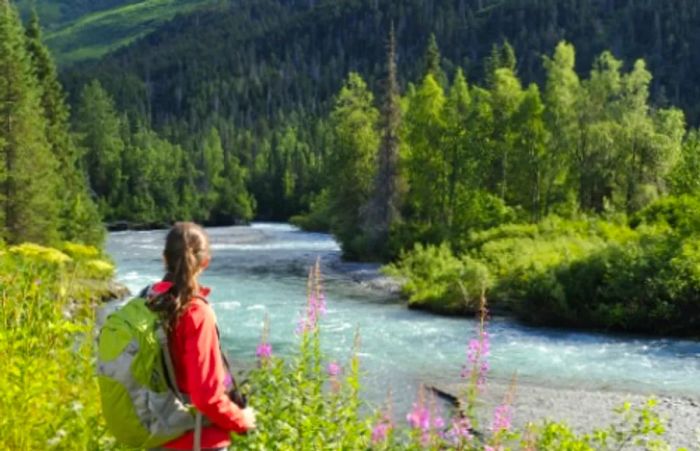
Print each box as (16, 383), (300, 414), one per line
(97, 295), (205, 449)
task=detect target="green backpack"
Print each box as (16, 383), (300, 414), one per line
(97, 296), (204, 449)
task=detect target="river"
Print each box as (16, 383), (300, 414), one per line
(106, 223), (700, 414)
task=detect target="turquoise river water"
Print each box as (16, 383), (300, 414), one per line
(106, 223), (700, 413)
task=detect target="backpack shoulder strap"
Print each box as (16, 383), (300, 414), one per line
(155, 324), (203, 451)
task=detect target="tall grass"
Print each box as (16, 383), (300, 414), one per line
(0, 242), (119, 450)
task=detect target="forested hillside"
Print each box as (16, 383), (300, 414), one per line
(65, 0), (700, 125)
(56, 0), (700, 223)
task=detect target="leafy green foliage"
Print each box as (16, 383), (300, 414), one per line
(384, 243), (491, 314)
(390, 204), (700, 334)
(0, 246), (680, 450)
(73, 81), (255, 225)
(0, 241), (119, 450)
(529, 399), (670, 451)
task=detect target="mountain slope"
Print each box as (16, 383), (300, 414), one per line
(15, 0), (142, 28)
(18, 0), (217, 64)
(63, 0), (700, 126)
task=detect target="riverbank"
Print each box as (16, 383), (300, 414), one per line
(329, 254), (700, 448)
(429, 377), (700, 449)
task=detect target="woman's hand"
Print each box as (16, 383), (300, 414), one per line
(241, 407), (257, 430)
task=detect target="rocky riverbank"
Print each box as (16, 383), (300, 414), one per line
(429, 377), (700, 449)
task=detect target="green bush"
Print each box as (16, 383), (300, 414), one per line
(384, 243), (491, 314)
(518, 228), (700, 334)
(389, 210), (700, 334)
(290, 189), (333, 233)
(630, 194), (700, 234)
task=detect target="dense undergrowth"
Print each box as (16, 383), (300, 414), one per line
(386, 195), (700, 336)
(0, 249), (685, 450)
(0, 241), (116, 449)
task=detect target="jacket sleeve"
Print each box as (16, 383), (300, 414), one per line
(181, 302), (248, 434)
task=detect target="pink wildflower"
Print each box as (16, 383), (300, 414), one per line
(491, 404), (512, 433)
(462, 324), (490, 391)
(371, 417), (392, 444)
(255, 342), (272, 359)
(296, 260), (327, 334)
(447, 417), (473, 444)
(406, 388), (446, 448)
(406, 403), (430, 430)
(327, 361), (341, 377)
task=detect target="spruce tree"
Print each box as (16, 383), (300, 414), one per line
(74, 80), (124, 218)
(423, 33), (447, 88)
(0, 0), (60, 244)
(362, 23), (404, 260)
(25, 10), (103, 244)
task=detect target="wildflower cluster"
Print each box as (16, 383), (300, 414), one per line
(406, 386), (446, 447)
(222, 260), (672, 451)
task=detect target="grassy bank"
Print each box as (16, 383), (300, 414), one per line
(0, 242), (118, 449)
(386, 196), (700, 336)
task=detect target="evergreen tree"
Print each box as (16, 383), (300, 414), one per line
(200, 127), (226, 220)
(74, 80), (124, 218)
(0, 0), (60, 244)
(362, 23), (404, 259)
(25, 10), (103, 244)
(485, 40), (517, 88)
(423, 33), (447, 88)
(443, 68), (472, 232)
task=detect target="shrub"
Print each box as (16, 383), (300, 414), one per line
(383, 243), (491, 314)
(630, 194), (700, 234)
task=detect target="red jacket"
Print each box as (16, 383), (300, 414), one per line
(149, 282), (248, 449)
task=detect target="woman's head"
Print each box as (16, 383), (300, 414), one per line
(151, 222), (210, 329)
(163, 221), (210, 283)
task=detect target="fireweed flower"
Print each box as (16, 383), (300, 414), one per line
(326, 361), (341, 377)
(461, 310), (490, 392)
(296, 260), (326, 334)
(491, 404), (512, 433)
(256, 313), (273, 362)
(255, 342), (272, 359)
(447, 417), (473, 444)
(406, 388), (445, 446)
(371, 418), (392, 444)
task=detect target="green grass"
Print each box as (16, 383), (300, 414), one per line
(43, 0), (217, 65)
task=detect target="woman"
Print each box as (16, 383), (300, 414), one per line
(147, 222), (256, 450)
